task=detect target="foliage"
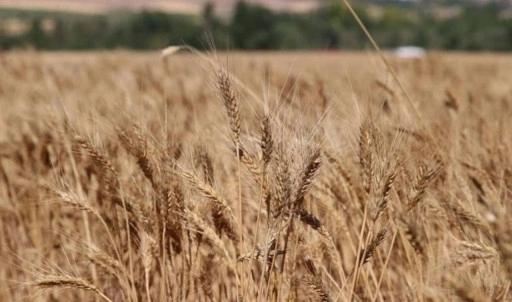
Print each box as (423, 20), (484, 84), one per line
(1, 1), (512, 50)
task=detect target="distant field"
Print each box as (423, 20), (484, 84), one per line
(0, 51), (511, 301)
(0, 0), (319, 14)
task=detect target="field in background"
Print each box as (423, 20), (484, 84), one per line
(0, 51), (511, 301)
(0, 0), (319, 14)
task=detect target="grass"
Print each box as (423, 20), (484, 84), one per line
(0, 50), (511, 301)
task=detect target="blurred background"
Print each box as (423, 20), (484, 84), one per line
(0, 0), (511, 51)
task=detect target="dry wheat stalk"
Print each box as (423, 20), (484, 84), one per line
(141, 231), (156, 302)
(407, 163), (439, 211)
(56, 190), (100, 217)
(440, 195), (490, 237)
(197, 255), (214, 301)
(184, 208), (232, 264)
(118, 127), (156, 188)
(295, 149), (322, 207)
(274, 152), (292, 220)
(297, 207), (329, 238)
(358, 228), (387, 266)
(359, 121), (376, 194)
(452, 240), (498, 266)
(180, 168), (238, 225)
(444, 89), (459, 112)
(300, 274), (331, 302)
(211, 202), (238, 242)
(287, 278), (299, 302)
(85, 244), (128, 282)
(73, 135), (131, 213)
(73, 135), (117, 182)
(237, 145), (262, 178)
(35, 275), (113, 302)
(324, 150), (355, 190)
(260, 115), (273, 168)
(163, 183), (184, 253)
(399, 217), (425, 256)
(217, 69), (241, 145)
(444, 274), (490, 302)
(371, 168), (395, 221)
(237, 238), (284, 263)
(194, 146), (215, 185)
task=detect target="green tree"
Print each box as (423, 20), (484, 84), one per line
(25, 19), (50, 48)
(231, 1), (278, 49)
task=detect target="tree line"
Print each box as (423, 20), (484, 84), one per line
(1, 1), (511, 50)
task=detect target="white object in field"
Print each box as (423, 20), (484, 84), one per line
(395, 46), (426, 58)
(161, 46), (184, 58)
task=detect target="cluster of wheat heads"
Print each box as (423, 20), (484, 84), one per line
(0, 51), (511, 301)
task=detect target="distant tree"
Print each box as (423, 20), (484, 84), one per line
(231, 1), (278, 49)
(26, 19), (50, 48)
(1, 1), (512, 51)
(203, 1), (214, 34)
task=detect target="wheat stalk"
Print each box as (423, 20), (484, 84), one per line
(35, 275), (112, 302)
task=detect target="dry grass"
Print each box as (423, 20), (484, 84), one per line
(0, 50), (511, 301)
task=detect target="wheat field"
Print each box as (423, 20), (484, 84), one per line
(0, 50), (511, 301)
